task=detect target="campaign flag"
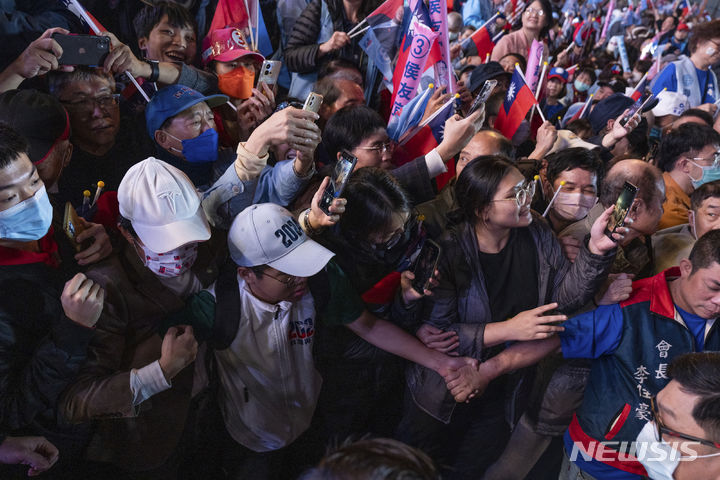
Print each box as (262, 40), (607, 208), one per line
(567, 93), (593, 124)
(525, 39), (544, 94)
(679, 0), (691, 16)
(389, 6), (439, 124)
(209, 0), (249, 33)
(599, 0), (616, 40)
(251, 5), (273, 56)
(60, 0), (106, 33)
(631, 72), (649, 101)
(462, 24), (496, 58)
(388, 85), (434, 141)
(358, 0), (404, 85)
(428, 0), (456, 92)
(495, 66), (537, 139)
(615, 35), (630, 72)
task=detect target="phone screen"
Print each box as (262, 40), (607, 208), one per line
(412, 239), (441, 294)
(320, 151), (357, 215)
(468, 79), (498, 115)
(605, 181), (638, 238)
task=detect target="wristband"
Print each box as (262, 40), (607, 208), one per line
(145, 59), (160, 83)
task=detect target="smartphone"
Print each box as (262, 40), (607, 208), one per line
(468, 79), (498, 115)
(412, 239), (441, 294)
(257, 60), (281, 86)
(52, 34), (110, 66)
(303, 92), (324, 114)
(63, 202), (90, 251)
(620, 93), (656, 126)
(320, 150), (357, 215)
(605, 181), (638, 239)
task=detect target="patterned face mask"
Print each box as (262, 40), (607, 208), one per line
(137, 242), (199, 277)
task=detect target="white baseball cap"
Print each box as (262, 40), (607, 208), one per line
(652, 90), (689, 118)
(118, 157), (211, 252)
(547, 130), (598, 155)
(228, 203), (335, 277)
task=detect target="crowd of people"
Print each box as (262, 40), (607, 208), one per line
(1, 0), (720, 479)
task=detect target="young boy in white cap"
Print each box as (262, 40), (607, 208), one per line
(209, 199), (480, 479)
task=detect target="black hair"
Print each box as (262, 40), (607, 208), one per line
(299, 437), (440, 480)
(499, 53), (527, 73)
(689, 229), (720, 274)
(668, 352), (720, 442)
(576, 67), (597, 85)
(624, 117), (650, 158)
(656, 123), (720, 172)
(454, 155), (515, 224)
(679, 108), (714, 127)
(566, 119), (593, 139)
(0, 123), (28, 169)
(339, 168), (411, 241)
(599, 160), (664, 208)
(47, 67), (115, 98)
(314, 76), (359, 107)
(690, 180), (720, 211)
(545, 147), (604, 188)
(688, 19), (720, 54)
(317, 58), (363, 84)
(133, 1), (196, 41)
(250, 265), (267, 277)
(324, 105), (386, 159)
(117, 214), (138, 239)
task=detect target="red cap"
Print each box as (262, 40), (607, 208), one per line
(677, 23), (689, 31)
(201, 28), (264, 66)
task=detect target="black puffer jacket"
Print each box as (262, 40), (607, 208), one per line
(284, 0), (374, 74)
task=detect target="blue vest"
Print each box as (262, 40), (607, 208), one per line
(570, 268), (720, 475)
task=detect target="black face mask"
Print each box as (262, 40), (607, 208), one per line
(359, 215), (425, 270)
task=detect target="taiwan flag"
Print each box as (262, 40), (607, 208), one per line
(495, 67), (536, 139)
(461, 25), (495, 58)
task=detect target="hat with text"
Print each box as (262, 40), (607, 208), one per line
(652, 90), (689, 117)
(118, 157), (211, 252)
(201, 27), (264, 66)
(228, 203), (334, 277)
(145, 85), (228, 139)
(548, 67), (569, 83)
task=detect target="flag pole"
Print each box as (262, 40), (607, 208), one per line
(480, 12), (501, 30)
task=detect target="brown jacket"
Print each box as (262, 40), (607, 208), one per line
(59, 237), (224, 471)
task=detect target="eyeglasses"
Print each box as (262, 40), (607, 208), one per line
(524, 6), (545, 16)
(365, 213), (417, 251)
(60, 94), (120, 114)
(687, 150), (720, 169)
(650, 396), (720, 449)
(356, 141), (393, 155)
(263, 270), (302, 286)
(491, 181), (536, 208)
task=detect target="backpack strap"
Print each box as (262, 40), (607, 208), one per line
(210, 261), (242, 351)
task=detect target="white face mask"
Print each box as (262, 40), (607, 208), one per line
(636, 421), (720, 480)
(137, 242), (199, 277)
(552, 191), (597, 221)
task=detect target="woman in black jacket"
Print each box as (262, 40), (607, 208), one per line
(396, 155), (621, 479)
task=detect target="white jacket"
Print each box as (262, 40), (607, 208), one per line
(213, 277), (322, 452)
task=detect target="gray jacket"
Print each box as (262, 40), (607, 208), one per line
(406, 212), (615, 423)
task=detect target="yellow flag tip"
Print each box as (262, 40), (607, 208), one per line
(83, 190), (91, 197)
(454, 93), (461, 98)
(97, 181), (105, 188)
(560, 180), (567, 186)
(533, 175), (540, 180)
(428, 83), (434, 89)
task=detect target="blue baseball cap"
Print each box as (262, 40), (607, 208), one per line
(145, 85), (228, 139)
(548, 67), (569, 83)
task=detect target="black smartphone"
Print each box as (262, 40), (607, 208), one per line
(620, 93), (656, 126)
(53, 34), (110, 66)
(320, 150), (357, 215)
(412, 239), (441, 294)
(605, 181), (638, 239)
(468, 79), (498, 115)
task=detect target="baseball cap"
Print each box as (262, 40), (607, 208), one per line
(677, 23), (689, 31)
(547, 129), (598, 154)
(588, 92), (634, 134)
(118, 157), (211, 252)
(145, 85), (228, 139)
(201, 27), (264, 66)
(0, 89), (70, 164)
(468, 62), (510, 93)
(652, 90), (689, 117)
(228, 203), (335, 277)
(548, 67), (569, 83)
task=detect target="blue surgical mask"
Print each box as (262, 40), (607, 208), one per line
(167, 128), (219, 163)
(574, 80), (590, 92)
(688, 161), (720, 189)
(0, 185), (53, 241)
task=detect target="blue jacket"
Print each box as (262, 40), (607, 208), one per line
(561, 267), (720, 477)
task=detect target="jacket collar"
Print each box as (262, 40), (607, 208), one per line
(649, 267), (681, 319)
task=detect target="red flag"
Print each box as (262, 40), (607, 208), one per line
(467, 26), (495, 58)
(495, 67), (536, 139)
(210, 0), (249, 32)
(366, 0), (404, 23)
(630, 73), (648, 101)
